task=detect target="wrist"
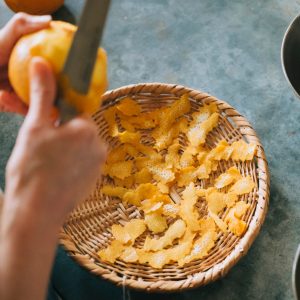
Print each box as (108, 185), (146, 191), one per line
(1, 192), (62, 244)
(4, 174), (70, 228)
(0, 196), (60, 300)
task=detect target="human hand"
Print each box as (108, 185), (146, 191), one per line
(0, 16), (107, 300)
(4, 57), (107, 229)
(0, 13), (51, 114)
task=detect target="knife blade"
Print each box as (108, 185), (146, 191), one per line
(56, 0), (111, 123)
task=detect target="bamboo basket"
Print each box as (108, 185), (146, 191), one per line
(59, 83), (270, 292)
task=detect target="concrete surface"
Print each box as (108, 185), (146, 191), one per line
(1, 0), (300, 299)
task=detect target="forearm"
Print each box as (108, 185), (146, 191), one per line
(0, 194), (60, 300)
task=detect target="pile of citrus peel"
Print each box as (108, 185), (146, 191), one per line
(98, 95), (257, 269)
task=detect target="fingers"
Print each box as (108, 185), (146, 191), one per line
(26, 57), (56, 125)
(0, 91), (28, 115)
(0, 13), (51, 65)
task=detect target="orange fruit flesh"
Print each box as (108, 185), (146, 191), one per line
(5, 0), (64, 15)
(8, 21), (108, 114)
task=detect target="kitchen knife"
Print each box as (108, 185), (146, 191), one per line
(56, 0), (110, 123)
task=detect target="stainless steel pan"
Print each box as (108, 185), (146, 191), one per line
(281, 14), (300, 300)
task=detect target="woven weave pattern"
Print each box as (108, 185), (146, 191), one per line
(60, 83), (269, 292)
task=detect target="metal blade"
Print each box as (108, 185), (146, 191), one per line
(56, 0), (110, 123)
(63, 0), (110, 94)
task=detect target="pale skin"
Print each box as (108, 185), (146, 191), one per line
(0, 13), (107, 300)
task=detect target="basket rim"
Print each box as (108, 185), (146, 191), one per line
(59, 82), (270, 292)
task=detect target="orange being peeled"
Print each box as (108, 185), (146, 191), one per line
(5, 0), (64, 15)
(8, 21), (108, 114)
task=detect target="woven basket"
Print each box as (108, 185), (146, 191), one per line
(59, 83), (270, 292)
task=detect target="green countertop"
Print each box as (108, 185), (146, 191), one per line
(1, 0), (300, 299)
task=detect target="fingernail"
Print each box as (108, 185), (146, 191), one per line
(30, 15), (52, 24)
(31, 56), (43, 63)
(30, 56), (42, 69)
(101, 143), (109, 158)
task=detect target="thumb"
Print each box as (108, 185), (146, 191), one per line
(27, 57), (56, 125)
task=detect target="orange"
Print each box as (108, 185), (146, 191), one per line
(5, 0), (64, 15)
(8, 21), (108, 114)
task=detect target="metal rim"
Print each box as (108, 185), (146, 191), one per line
(281, 14), (300, 98)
